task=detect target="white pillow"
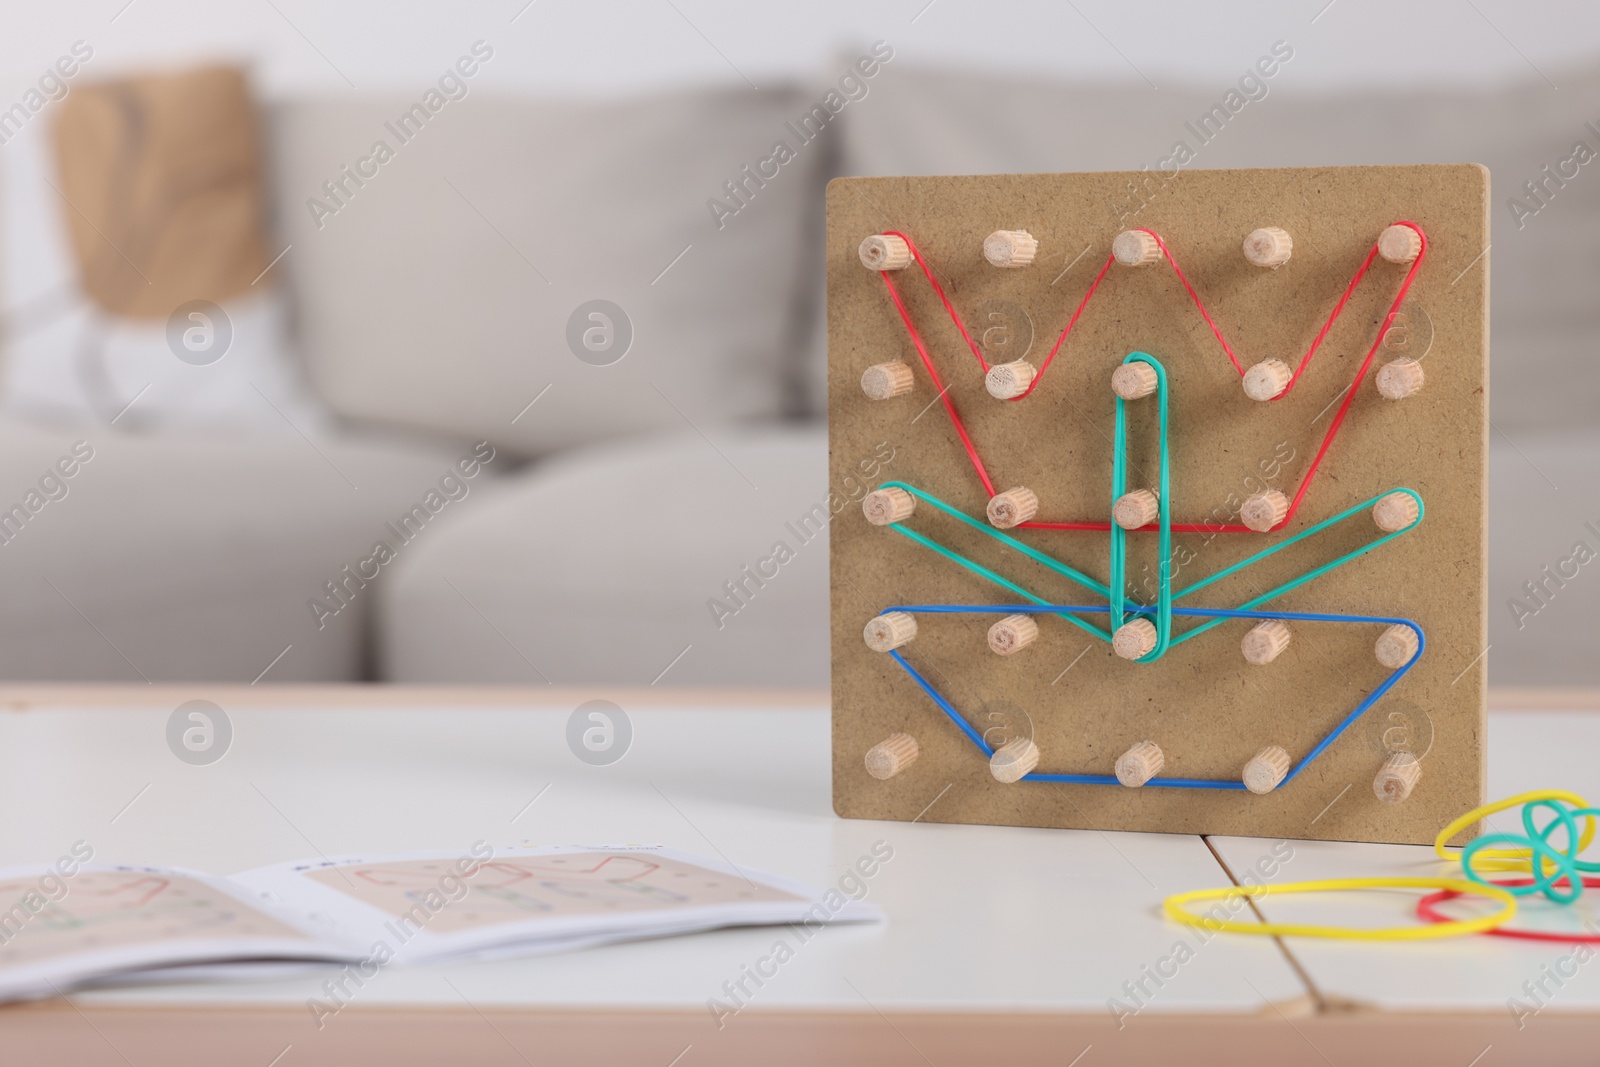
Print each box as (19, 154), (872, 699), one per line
(0, 116), (328, 433)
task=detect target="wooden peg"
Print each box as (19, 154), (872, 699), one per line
(1242, 746), (1291, 794)
(865, 733), (919, 780)
(1242, 359), (1292, 401)
(1111, 362), (1159, 400)
(1374, 624), (1419, 669)
(1241, 620), (1292, 665)
(1116, 741), (1164, 787)
(1113, 619), (1157, 660)
(861, 361), (914, 400)
(1112, 229), (1161, 267)
(1376, 358), (1424, 400)
(1113, 230), (1164, 267)
(1112, 489), (1160, 530)
(859, 234), (912, 271)
(1242, 227), (1293, 268)
(1377, 225), (1422, 265)
(983, 229), (1038, 268)
(987, 487), (1038, 529)
(989, 736), (1040, 783)
(1372, 491), (1419, 532)
(985, 359), (1037, 399)
(1374, 752), (1422, 804)
(863, 612), (917, 652)
(987, 614), (1039, 656)
(1239, 489), (1288, 533)
(862, 487), (915, 526)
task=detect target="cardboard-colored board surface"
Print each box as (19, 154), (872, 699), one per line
(827, 165), (1487, 844)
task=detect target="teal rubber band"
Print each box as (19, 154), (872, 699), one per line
(871, 348), (1424, 658)
(876, 481), (1110, 599)
(885, 524), (1113, 643)
(872, 480), (1423, 654)
(1109, 352), (1172, 662)
(1465, 833), (1584, 904)
(1167, 487), (1424, 648)
(1523, 799), (1600, 873)
(1462, 798), (1600, 903)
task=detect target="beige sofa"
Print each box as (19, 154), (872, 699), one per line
(2, 63), (1593, 685)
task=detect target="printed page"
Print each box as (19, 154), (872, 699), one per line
(0, 864), (355, 1002)
(232, 844), (884, 965)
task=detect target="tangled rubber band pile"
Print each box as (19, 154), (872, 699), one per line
(1163, 790), (1600, 942)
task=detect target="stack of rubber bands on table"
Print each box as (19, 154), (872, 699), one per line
(1164, 790), (1600, 942)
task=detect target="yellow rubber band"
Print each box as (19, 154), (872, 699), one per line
(1434, 789), (1595, 873)
(1164, 877), (1517, 940)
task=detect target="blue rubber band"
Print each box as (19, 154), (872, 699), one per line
(878, 602), (1423, 789)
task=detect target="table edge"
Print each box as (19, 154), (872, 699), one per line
(2, 1001), (1596, 1064)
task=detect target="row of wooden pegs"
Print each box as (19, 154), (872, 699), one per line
(864, 474), (1414, 539)
(866, 601), (1417, 672)
(862, 729), (1423, 802)
(857, 225), (1426, 404)
(861, 225), (1425, 274)
(859, 225), (1421, 276)
(861, 485), (1419, 664)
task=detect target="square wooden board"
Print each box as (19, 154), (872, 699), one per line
(827, 165), (1487, 844)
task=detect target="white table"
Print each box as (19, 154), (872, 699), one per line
(1, 687), (1598, 1064)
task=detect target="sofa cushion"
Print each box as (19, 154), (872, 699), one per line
(378, 424), (838, 686)
(268, 82), (821, 459)
(372, 426), (1600, 687)
(0, 418), (499, 681)
(834, 62), (1600, 434)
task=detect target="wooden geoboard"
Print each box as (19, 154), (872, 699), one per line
(827, 165), (1487, 845)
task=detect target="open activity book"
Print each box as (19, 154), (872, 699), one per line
(0, 844), (883, 1002)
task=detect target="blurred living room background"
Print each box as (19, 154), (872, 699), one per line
(0, 0), (1596, 687)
